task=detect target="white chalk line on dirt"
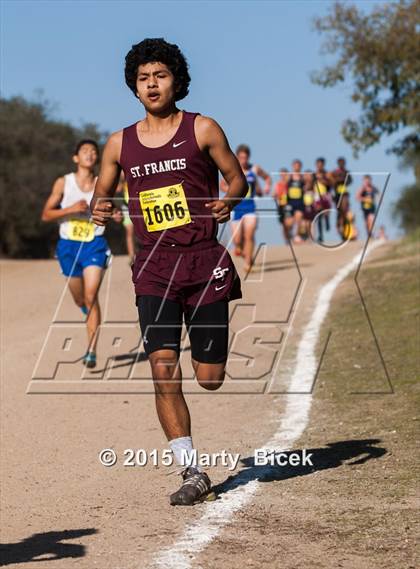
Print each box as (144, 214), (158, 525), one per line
(150, 240), (384, 569)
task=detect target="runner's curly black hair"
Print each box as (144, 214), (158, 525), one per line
(125, 38), (190, 101)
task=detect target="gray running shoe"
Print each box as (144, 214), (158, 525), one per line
(170, 467), (216, 506)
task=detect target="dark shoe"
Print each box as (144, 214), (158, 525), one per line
(83, 351), (96, 369)
(170, 467), (216, 506)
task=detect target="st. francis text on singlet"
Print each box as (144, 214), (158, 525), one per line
(130, 158), (187, 178)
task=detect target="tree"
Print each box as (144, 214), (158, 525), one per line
(312, 0), (420, 162)
(393, 148), (420, 232)
(0, 96), (125, 258)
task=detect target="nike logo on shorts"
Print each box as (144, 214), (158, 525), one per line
(173, 140), (187, 148)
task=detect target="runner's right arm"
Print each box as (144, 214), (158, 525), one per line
(90, 131), (122, 226)
(41, 177), (89, 222)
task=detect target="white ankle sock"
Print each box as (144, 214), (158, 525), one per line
(168, 436), (202, 472)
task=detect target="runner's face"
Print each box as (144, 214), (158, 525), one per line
(136, 62), (175, 111)
(316, 160), (324, 172)
(74, 144), (98, 168)
(292, 161), (302, 173)
(237, 151), (249, 169)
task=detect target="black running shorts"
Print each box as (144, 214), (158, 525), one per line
(362, 206), (375, 218)
(136, 295), (229, 364)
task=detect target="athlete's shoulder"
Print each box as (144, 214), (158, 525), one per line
(107, 129), (124, 146)
(55, 174), (70, 185)
(103, 130), (124, 160)
(50, 175), (66, 195)
(194, 114), (222, 131)
(194, 115), (226, 149)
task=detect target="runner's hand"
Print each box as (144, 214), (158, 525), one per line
(91, 200), (114, 226)
(205, 199), (232, 224)
(70, 200), (89, 215)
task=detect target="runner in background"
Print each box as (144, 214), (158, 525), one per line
(220, 144), (271, 272)
(273, 167), (290, 242)
(356, 174), (380, 238)
(377, 225), (388, 240)
(285, 159), (305, 244)
(313, 157), (332, 243)
(41, 140), (121, 368)
(343, 209), (358, 241)
(329, 157), (353, 239)
(115, 171), (136, 264)
(302, 169), (319, 240)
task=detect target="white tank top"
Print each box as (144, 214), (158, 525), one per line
(59, 173), (105, 240)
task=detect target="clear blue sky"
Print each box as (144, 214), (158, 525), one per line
(1, 0), (412, 243)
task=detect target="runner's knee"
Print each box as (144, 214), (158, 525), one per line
(73, 296), (85, 308)
(150, 352), (181, 392)
(194, 364), (225, 391)
(84, 290), (98, 307)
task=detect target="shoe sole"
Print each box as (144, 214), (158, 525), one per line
(170, 489), (217, 507)
(198, 490), (217, 503)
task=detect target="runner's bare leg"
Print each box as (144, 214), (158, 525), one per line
(83, 265), (103, 352)
(68, 276), (85, 308)
(149, 349), (191, 440)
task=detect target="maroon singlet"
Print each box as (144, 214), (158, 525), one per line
(119, 111), (219, 247)
(120, 110), (242, 306)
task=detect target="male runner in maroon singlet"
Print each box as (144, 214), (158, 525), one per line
(90, 38), (248, 506)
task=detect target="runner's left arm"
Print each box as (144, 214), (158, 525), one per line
(255, 178), (263, 197)
(90, 131), (122, 226)
(254, 165), (272, 195)
(195, 116), (248, 223)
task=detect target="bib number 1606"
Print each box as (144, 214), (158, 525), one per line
(143, 200), (185, 226)
(139, 183), (192, 232)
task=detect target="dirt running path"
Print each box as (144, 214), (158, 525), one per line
(1, 240), (364, 568)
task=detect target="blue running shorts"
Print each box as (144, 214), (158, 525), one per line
(56, 236), (110, 277)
